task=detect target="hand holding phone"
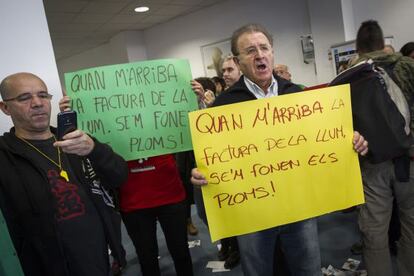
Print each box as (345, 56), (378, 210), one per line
(57, 111), (77, 140)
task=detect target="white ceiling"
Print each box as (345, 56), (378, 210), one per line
(43, 0), (225, 61)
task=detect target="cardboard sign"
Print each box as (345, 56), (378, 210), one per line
(64, 59), (198, 160)
(189, 84), (364, 241)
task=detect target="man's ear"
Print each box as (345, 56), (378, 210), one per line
(0, 102), (11, 116)
(233, 56), (240, 66)
(233, 57), (242, 75)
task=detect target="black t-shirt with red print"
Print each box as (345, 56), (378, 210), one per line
(23, 137), (108, 275)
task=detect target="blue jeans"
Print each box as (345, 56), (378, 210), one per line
(237, 218), (321, 276)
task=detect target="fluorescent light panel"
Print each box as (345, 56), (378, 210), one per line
(135, 6), (149, 13)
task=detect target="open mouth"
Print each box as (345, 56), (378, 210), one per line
(256, 63), (267, 71)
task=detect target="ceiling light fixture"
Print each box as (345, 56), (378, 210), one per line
(135, 6), (149, 13)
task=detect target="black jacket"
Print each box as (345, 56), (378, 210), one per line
(212, 74), (302, 107)
(0, 128), (128, 276)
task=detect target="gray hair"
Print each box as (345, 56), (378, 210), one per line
(231, 23), (273, 56)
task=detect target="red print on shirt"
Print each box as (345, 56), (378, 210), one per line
(48, 170), (85, 221)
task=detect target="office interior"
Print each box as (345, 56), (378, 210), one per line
(0, 0), (412, 274)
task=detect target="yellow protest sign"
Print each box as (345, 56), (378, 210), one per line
(188, 84), (364, 241)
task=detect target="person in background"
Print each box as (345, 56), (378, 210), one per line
(195, 77), (216, 107)
(337, 60), (350, 73)
(383, 44), (395, 55)
(176, 148), (199, 236)
(222, 54), (242, 89)
(348, 40), (400, 260)
(191, 57), (241, 105)
(0, 72), (128, 276)
(382, 42), (403, 257)
(190, 77), (215, 109)
(352, 20), (414, 276)
(211, 76), (226, 96)
(400, 42), (414, 59)
(274, 64), (306, 89)
(119, 154), (194, 276)
(191, 58), (241, 107)
(273, 64), (292, 81)
(191, 23), (368, 276)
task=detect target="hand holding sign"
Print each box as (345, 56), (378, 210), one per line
(352, 131), (369, 156)
(191, 168), (208, 186)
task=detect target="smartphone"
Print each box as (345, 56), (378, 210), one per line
(57, 110), (77, 140)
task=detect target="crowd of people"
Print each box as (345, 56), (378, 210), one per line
(0, 20), (413, 276)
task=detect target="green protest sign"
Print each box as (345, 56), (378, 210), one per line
(0, 209), (24, 276)
(64, 59), (198, 160)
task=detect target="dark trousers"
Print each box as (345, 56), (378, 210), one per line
(175, 151), (195, 220)
(221, 237), (239, 252)
(122, 201), (193, 276)
(389, 198), (401, 246)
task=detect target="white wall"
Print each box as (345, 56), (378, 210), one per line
(0, 0), (61, 134)
(307, 0), (345, 84)
(125, 31), (148, 62)
(341, 0), (356, 41)
(57, 0), (318, 87)
(144, 0), (317, 86)
(56, 0), (414, 89)
(307, 0), (414, 83)
(351, 0), (413, 51)
(58, 30), (147, 87)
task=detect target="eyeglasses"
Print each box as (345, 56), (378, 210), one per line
(3, 91), (53, 103)
(239, 44), (272, 57)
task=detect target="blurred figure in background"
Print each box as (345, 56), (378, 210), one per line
(191, 77), (216, 108)
(120, 155), (194, 276)
(400, 42), (414, 59)
(274, 64), (306, 89)
(211, 76), (226, 96)
(383, 44), (395, 54)
(273, 64), (292, 81)
(222, 55), (242, 89)
(352, 20), (414, 276)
